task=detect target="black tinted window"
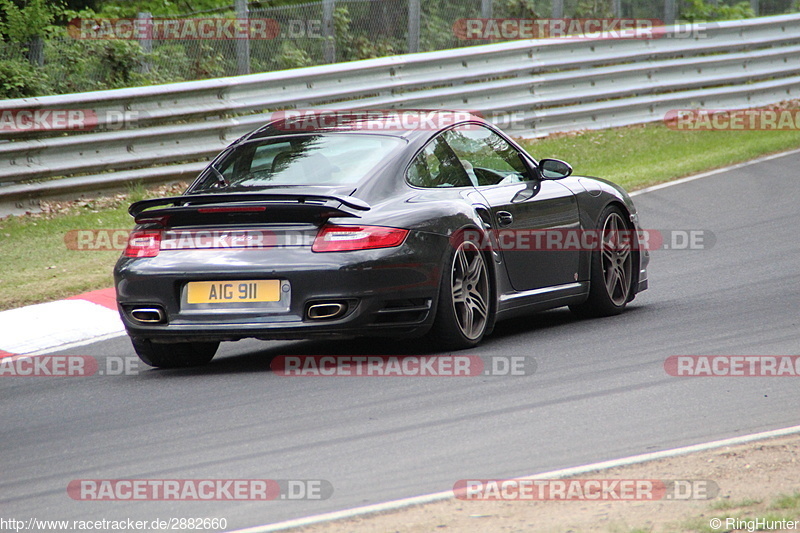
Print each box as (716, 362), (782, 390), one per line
(193, 134), (404, 191)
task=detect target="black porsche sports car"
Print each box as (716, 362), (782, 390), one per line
(114, 111), (648, 367)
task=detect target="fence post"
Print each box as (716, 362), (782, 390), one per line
(751, 0), (759, 15)
(481, 0), (493, 19)
(322, 0), (335, 63)
(612, 0), (621, 17)
(408, 0), (420, 54)
(26, 36), (44, 67)
(137, 12), (152, 74)
(552, 0), (564, 18)
(664, 0), (676, 25)
(235, 0), (250, 75)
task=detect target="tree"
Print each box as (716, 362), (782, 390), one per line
(0, 0), (63, 65)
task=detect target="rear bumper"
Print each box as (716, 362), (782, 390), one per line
(114, 231), (446, 342)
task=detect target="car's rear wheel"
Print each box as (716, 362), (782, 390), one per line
(429, 239), (491, 349)
(131, 337), (219, 368)
(570, 206), (633, 318)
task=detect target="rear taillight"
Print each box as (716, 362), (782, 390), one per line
(312, 225), (409, 252)
(124, 230), (162, 258)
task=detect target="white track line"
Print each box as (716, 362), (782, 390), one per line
(31, 331), (127, 356)
(230, 425), (800, 533)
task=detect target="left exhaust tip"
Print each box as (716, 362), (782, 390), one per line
(129, 307), (165, 324)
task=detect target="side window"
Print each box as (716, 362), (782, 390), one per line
(407, 135), (471, 188)
(443, 125), (530, 186)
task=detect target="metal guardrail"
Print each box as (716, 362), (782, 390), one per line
(2, 14), (800, 208)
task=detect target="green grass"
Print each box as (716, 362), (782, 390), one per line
(677, 491), (800, 533)
(0, 203), (133, 310)
(518, 122), (800, 191)
(2, 121), (800, 311)
(709, 497), (762, 511)
(770, 491), (800, 510)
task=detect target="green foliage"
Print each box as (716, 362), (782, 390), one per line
(41, 38), (149, 92)
(2, 0), (769, 96)
(333, 6), (400, 61)
(345, 35), (398, 60)
(152, 42), (225, 81)
(93, 39), (147, 86)
(89, 0), (229, 18)
(493, 0), (541, 18)
(0, 0), (62, 42)
(272, 41), (313, 70)
(419, 3), (463, 51)
(574, 0), (614, 18)
(0, 58), (51, 98)
(85, 0), (317, 18)
(681, 0), (755, 21)
(332, 5), (352, 53)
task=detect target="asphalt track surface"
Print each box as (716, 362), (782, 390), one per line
(3, 151), (800, 530)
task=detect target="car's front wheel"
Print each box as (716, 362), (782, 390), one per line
(570, 205), (634, 318)
(131, 337), (219, 368)
(428, 239), (491, 349)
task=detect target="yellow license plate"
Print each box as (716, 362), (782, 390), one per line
(186, 280), (280, 304)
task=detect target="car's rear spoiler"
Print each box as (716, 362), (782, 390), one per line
(129, 193), (371, 224)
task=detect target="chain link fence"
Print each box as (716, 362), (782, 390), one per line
(1, 0), (798, 96)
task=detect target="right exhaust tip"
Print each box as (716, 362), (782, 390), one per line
(307, 302), (346, 320)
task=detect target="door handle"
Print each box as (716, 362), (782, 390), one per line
(496, 211), (513, 227)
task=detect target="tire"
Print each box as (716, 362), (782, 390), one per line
(131, 337), (219, 368)
(427, 239), (492, 350)
(570, 206), (634, 318)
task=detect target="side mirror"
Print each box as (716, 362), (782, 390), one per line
(539, 159), (573, 180)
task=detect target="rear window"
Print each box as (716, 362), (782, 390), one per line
(193, 134), (405, 190)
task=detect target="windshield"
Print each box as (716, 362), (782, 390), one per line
(191, 134), (405, 191)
